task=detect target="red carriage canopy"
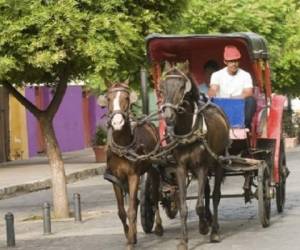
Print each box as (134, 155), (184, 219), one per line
(146, 32), (269, 84)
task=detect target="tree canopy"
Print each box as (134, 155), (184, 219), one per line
(0, 0), (188, 218)
(179, 0), (300, 96)
(0, 0), (187, 91)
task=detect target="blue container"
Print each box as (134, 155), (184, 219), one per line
(212, 98), (245, 128)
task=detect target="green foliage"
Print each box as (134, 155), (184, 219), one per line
(0, 0), (187, 91)
(283, 110), (300, 139)
(180, 0), (300, 96)
(92, 126), (107, 146)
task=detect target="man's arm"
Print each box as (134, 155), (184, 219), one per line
(242, 87), (253, 98)
(230, 88), (253, 99)
(241, 72), (253, 98)
(208, 84), (219, 97)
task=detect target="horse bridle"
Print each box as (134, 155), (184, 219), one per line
(160, 68), (192, 114)
(106, 85), (131, 127)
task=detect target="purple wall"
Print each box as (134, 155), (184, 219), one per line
(88, 95), (107, 137)
(25, 86), (86, 157)
(25, 88), (38, 157)
(52, 86), (85, 152)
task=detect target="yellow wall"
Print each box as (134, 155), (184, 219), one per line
(9, 88), (29, 160)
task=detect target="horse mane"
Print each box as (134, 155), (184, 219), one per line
(186, 73), (200, 103)
(109, 82), (129, 90)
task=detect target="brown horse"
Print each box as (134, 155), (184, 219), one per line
(159, 63), (230, 250)
(102, 82), (163, 250)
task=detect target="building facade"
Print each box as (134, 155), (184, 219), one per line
(3, 85), (106, 162)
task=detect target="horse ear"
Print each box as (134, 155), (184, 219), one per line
(130, 90), (138, 104)
(124, 78), (130, 85)
(97, 95), (107, 107)
(176, 61), (189, 74)
(184, 79), (192, 94)
(164, 61), (172, 72)
(182, 60), (190, 74)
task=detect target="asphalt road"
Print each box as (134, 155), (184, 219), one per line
(0, 148), (299, 250)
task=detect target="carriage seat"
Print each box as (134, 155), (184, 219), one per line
(212, 98), (248, 139)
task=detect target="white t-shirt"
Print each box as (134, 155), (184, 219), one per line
(210, 67), (253, 97)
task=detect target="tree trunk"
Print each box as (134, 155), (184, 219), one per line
(40, 117), (69, 218)
(2, 73), (70, 218)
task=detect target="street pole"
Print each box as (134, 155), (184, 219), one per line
(43, 202), (51, 235)
(5, 212), (16, 247)
(73, 193), (82, 222)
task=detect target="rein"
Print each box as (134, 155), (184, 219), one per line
(168, 101), (209, 143)
(107, 121), (163, 163)
(105, 79), (226, 167)
(160, 67), (192, 112)
(107, 110), (130, 127)
(106, 85), (131, 127)
(159, 67), (231, 165)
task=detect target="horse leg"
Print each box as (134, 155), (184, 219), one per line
(194, 167), (209, 235)
(126, 174), (139, 249)
(204, 177), (212, 225)
(150, 168), (164, 236)
(113, 184), (129, 239)
(210, 168), (223, 243)
(176, 165), (188, 250)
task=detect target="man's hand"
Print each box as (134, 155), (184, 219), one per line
(242, 88), (253, 98)
(208, 84), (219, 97)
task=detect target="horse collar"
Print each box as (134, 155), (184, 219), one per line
(168, 102), (208, 142)
(107, 127), (137, 158)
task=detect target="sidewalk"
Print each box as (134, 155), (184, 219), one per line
(0, 148), (106, 200)
(0, 145), (299, 201)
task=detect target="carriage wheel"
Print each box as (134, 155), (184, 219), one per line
(276, 141), (286, 213)
(258, 162), (271, 228)
(140, 172), (155, 233)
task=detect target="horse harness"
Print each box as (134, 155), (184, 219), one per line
(104, 76), (230, 191)
(107, 99), (213, 163)
(106, 84), (131, 128)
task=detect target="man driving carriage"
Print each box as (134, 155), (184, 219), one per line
(208, 45), (256, 128)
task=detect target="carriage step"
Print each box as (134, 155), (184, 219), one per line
(186, 194), (246, 200)
(220, 156), (265, 172)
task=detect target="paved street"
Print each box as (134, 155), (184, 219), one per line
(0, 148), (299, 250)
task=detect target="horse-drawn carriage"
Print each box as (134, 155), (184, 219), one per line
(103, 32), (288, 249)
(140, 32), (288, 240)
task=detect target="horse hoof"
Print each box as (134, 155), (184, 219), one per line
(177, 241), (188, 250)
(199, 221), (209, 235)
(210, 233), (221, 243)
(126, 244), (134, 250)
(154, 224), (164, 236)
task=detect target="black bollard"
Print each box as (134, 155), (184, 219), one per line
(73, 193), (82, 222)
(43, 202), (51, 235)
(5, 212), (16, 247)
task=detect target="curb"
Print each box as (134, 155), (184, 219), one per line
(0, 165), (106, 200)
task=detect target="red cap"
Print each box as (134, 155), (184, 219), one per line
(224, 45), (241, 61)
